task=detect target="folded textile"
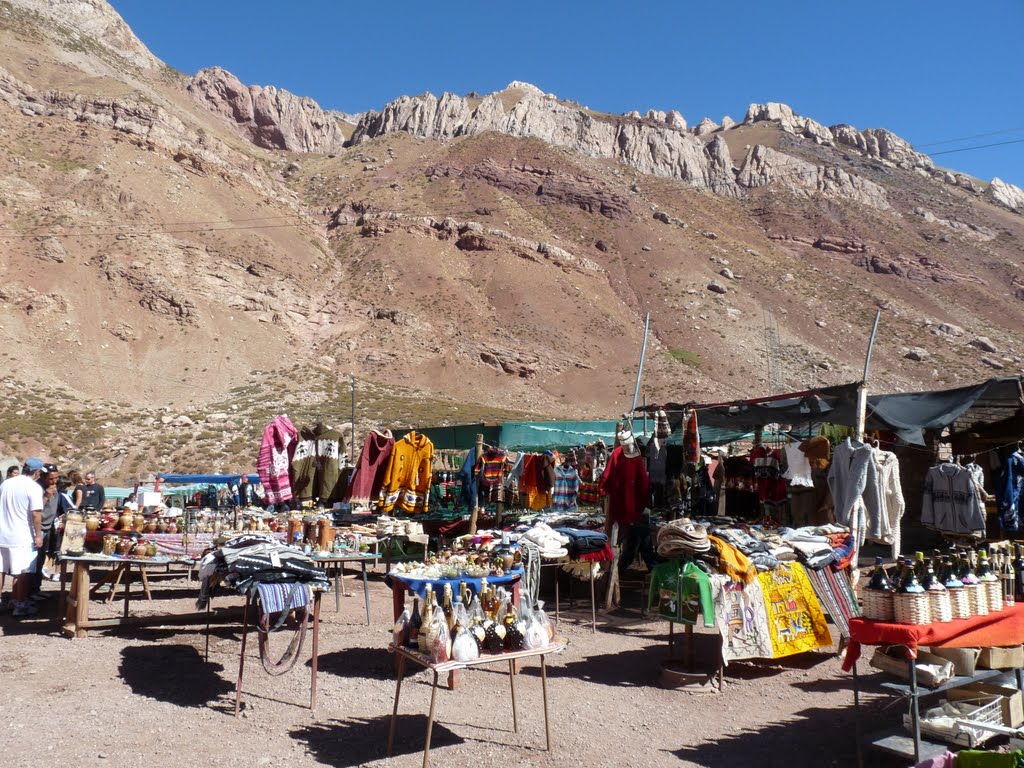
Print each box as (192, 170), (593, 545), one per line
(656, 519), (711, 558)
(554, 527), (608, 558)
(255, 582), (311, 613)
(707, 536), (757, 584)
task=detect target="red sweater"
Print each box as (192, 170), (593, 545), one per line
(599, 446), (650, 526)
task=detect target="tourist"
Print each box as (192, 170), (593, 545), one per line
(238, 475), (251, 507)
(30, 467), (69, 598)
(3, 465), (19, 483)
(67, 470), (84, 507)
(229, 481), (240, 507)
(77, 471), (105, 510)
(0, 458), (45, 617)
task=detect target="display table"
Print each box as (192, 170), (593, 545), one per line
(844, 603), (1024, 670)
(59, 554), (183, 638)
(386, 639), (567, 768)
(386, 568), (524, 688)
(844, 603), (1024, 765)
(310, 552), (378, 624)
(82, 531), (286, 559)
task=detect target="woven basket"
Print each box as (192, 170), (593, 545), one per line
(929, 589), (953, 623)
(965, 583), (988, 616)
(985, 580), (1003, 612)
(862, 589), (894, 622)
(949, 587), (972, 619)
(894, 591), (932, 625)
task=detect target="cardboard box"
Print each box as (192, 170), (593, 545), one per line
(949, 682), (1024, 727)
(927, 647), (982, 677)
(978, 645), (1024, 670)
(869, 646), (955, 687)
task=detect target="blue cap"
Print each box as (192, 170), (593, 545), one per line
(24, 458), (44, 472)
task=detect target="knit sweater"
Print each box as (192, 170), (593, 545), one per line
(256, 415), (298, 505)
(346, 430), (394, 505)
(827, 438), (883, 544)
(380, 431), (434, 514)
(923, 463), (986, 535)
(599, 446), (650, 526)
(290, 423), (347, 503)
(875, 450), (906, 558)
(997, 450), (1024, 531)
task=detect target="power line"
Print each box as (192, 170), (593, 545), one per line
(930, 138), (1024, 157)
(916, 126), (1024, 148)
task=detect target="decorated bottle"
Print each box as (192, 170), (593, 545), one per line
(408, 593), (422, 649)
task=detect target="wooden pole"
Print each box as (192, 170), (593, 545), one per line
(468, 433), (484, 534)
(851, 309), (882, 585)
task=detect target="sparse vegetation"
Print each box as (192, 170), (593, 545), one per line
(668, 349), (703, 368)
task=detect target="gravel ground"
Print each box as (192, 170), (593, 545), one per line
(0, 565), (920, 768)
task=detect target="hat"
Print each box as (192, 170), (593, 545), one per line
(24, 458), (44, 472)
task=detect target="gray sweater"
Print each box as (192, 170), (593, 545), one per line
(922, 463), (985, 535)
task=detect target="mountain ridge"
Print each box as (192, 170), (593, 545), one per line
(1, 0), (1022, 482)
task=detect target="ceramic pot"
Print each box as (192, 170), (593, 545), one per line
(118, 511), (134, 531)
(85, 514), (101, 532)
(102, 535), (118, 555)
(117, 538), (133, 556)
(156, 520), (168, 533)
(146, 541), (158, 557)
(143, 520), (156, 534)
(132, 542), (149, 559)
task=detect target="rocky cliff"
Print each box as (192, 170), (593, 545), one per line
(186, 67), (352, 154)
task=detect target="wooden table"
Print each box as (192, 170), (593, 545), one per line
(386, 639), (567, 768)
(59, 554), (185, 639)
(310, 552), (378, 624)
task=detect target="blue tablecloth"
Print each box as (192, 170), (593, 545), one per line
(386, 567), (523, 600)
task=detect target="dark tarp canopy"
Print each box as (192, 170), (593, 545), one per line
(642, 377), (1024, 446)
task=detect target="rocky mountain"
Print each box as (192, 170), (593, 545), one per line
(1, 0), (1023, 481)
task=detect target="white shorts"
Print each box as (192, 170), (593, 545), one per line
(0, 546), (37, 575)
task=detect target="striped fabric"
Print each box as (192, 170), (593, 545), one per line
(255, 582), (310, 613)
(552, 466), (580, 512)
(803, 565), (860, 639)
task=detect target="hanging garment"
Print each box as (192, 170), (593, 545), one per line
(380, 431), (435, 514)
(456, 446), (478, 510)
(827, 438), (883, 544)
(799, 435), (832, 472)
(875, 450), (906, 559)
(922, 462), (986, 536)
(782, 443), (814, 488)
(654, 408), (672, 441)
(712, 575), (774, 664)
(599, 445), (650, 527)
(751, 445), (787, 503)
(723, 455), (759, 519)
(707, 536), (758, 584)
(346, 430), (395, 506)
(290, 423), (347, 503)
(551, 465), (580, 512)
(479, 448), (508, 489)
(646, 440), (668, 484)
(997, 450), (1024, 531)
(256, 415), (299, 505)
(682, 410), (700, 465)
(648, 560), (715, 626)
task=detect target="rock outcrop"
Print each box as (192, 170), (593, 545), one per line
(745, 102), (834, 145)
(7, 0), (161, 69)
(350, 84), (739, 196)
(186, 67), (350, 154)
(986, 178), (1024, 212)
(736, 145), (892, 210)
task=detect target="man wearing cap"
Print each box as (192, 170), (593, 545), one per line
(0, 458), (45, 617)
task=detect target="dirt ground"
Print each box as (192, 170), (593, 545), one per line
(0, 565), (936, 768)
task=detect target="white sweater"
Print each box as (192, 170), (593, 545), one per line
(827, 438), (883, 544)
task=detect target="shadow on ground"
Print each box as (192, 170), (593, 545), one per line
(307, 645), (396, 681)
(669, 705), (880, 768)
(291, 715), (463, 768)
(120, 643), (233, 707)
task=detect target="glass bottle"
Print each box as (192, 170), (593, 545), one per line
(1014, 544), (1024, 602)
(408, 593), (422, 648)
(442, 583), (455, 633)
(866, 556), (892, 592)
(1000, 550), (1015, 607)
(418, 586), (434, 653)
(919, 563), (937, 591)
(898, 563), (925, 594)
(914, 551), (926, 579)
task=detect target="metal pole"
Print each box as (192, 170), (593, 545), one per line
(855, 310), (882, 441)
(630, 312), (651, 414)
(350, 375), (356, 455)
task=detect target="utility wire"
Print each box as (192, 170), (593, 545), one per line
(930, 138), (1024, 157)
(916, 126), (1024, 148)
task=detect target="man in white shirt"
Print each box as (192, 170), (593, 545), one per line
(0, 458), (45, 617)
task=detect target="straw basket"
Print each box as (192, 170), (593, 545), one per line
(929, 588), (953, 623)
(862, 589), (895, 621)
(894, 592), (932, 625)
(965, 583), (988, 616)
(949, 587), (972, 619)
(985, 580), (1003, 613)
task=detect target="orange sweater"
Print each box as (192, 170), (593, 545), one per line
(380, 431), (435, 514)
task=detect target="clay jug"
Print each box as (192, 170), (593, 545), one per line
(117, 538), (133, 556)
(143, 519), (157, 534)
(133, 514), (145, 532)
(156, 519), (168, 534)
(132, 541), (149, 559)
(118, 511), (134, 531)
(85, 513), (101, 532)
(102, 534), (118, 555)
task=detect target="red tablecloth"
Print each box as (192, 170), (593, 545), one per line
(843, 602), (1024, 671)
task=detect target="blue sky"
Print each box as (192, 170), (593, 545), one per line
(109, 0), (1024, 187)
